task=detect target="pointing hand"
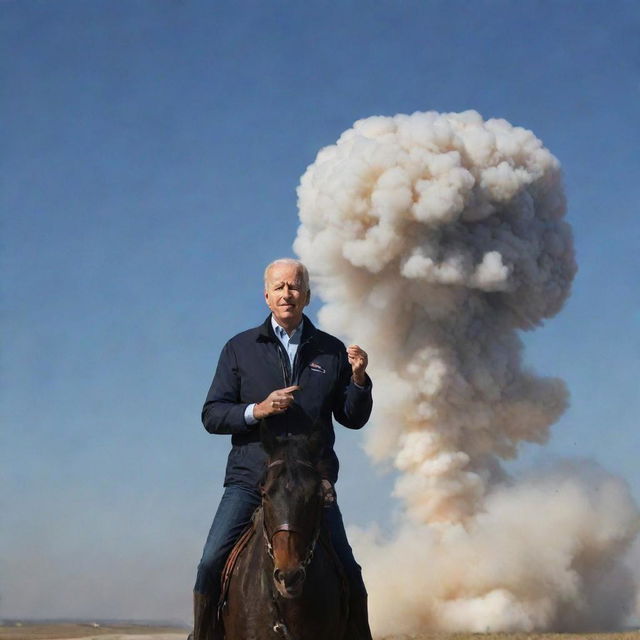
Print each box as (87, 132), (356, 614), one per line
(253, 385), (301, 419)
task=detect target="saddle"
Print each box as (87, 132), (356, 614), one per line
(217, 506), (349, 620)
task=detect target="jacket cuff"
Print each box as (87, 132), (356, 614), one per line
(351, 374), (372, 391)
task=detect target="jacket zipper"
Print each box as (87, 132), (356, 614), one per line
(292, 335), (314, 386)
(276, 343), (290, 386)
(275, 335), (313, 387)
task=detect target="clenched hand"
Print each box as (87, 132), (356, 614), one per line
(347, 345), (368, 386)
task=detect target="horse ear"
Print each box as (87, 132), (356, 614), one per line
(260, 420), (278, 457)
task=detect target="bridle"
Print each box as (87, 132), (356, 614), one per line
(261, 457), (325, 639)
(261, 458), (323, 569)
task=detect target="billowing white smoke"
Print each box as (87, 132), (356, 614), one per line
(294, 110), (639, 634)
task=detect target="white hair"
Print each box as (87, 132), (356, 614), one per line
(263, 258), (310, 291)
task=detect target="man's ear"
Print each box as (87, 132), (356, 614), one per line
(304, 289), (311, 307)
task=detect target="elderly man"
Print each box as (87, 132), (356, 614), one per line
(192, 258), (373, 640)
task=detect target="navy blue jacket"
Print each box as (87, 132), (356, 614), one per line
(202, 315), (373, 489)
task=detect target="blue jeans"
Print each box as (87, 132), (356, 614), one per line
(194, 484), (367, 601)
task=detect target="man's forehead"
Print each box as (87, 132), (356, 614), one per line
(267, 264), (304, 283)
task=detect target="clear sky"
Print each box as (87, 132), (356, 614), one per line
(1, 0), (639, 623)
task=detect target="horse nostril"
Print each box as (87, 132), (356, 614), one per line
(273, 568), (285, 584)
(287, 567), (306, 588)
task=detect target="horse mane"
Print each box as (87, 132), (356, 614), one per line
(261, 429), (324, 489)
(261, 423), (323, 464)
(278, 434), (317, 462)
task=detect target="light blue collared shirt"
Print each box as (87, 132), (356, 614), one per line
(271, 315), (303, 370)
(244, 317), (304, 425)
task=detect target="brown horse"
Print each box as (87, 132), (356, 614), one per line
(221, 428), (348, 640)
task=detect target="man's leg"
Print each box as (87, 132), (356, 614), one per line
(193, 485), (261, 640)
(324, 501), (373, 640)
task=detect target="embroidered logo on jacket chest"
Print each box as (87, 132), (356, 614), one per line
(309, 362), (326, 374)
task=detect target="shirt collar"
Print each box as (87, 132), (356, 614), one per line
(271, 315), (303, 340)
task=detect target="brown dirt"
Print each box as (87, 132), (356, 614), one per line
(381, 635), (640, 640)
(0, 625), (184, 640)
(1, 626), (639, 640)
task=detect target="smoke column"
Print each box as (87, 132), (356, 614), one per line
(294, 110), (639, 634)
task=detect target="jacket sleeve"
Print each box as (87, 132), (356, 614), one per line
(332, 347), (373, 430)
(201, 340), (256, 435)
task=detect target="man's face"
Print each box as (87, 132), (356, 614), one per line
(264, 263), (310, 329)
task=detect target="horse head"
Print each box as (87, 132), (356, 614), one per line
(260, 424), (325, 599)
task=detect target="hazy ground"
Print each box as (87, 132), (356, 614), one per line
(0, 625), (185, 640)
(2, 624), (640, 640)
(382, 635), (640, 640)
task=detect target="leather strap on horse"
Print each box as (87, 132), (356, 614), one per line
(218, 518), (257, 620)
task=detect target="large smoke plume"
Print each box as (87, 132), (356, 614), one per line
(294, 110), (639, 634)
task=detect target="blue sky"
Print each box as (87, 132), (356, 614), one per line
(1, 0), (639, 622)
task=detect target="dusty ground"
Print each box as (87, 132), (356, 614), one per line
(0, 625), (185, 640)
(1, 626), (639, 640)
(381, 634), (640, 640)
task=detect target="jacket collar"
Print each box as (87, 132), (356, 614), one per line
(258, 314), (317, 343)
